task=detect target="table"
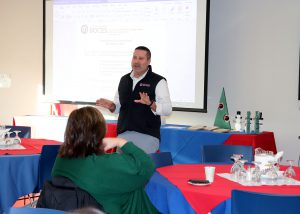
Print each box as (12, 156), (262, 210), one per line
(223, 131), (277, 153)
(14, 116), (277, 163)
(160, 125), (277, 164)
(145, 164), (300, 214)
(0, 139), (61, 214)
(145, 172), (196, 214)
(0, 138), (61, 156)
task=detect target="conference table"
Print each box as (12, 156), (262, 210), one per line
(145, 164), (300, 214)
(160, 125), (277, 164)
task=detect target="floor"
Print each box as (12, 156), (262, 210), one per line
(13, 194), (39, 208)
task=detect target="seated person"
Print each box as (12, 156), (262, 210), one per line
(44, 106), (159, 214)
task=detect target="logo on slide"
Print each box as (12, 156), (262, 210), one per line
(81, 25), (88, 34)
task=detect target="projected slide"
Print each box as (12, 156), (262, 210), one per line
(44, 0), (209, 111)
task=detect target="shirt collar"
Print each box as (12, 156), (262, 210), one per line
(130, 68), (149, 81)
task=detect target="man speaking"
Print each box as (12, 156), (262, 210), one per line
(96, 46), (172, 153)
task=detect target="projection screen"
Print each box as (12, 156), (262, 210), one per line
(43, 0), (210, 112)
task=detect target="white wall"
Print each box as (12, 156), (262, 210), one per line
(204, 0), (300, 162)
(0, 0), (46, 120)
(1, 0), (300, 162)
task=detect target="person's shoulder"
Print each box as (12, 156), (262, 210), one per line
(149, 71), (166, 81)
(120, 72), (132, 81)
(121, 72), (131, 78)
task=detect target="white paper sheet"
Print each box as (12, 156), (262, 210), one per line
(0, 144), (25, 150)
(217, 173), (300, 186)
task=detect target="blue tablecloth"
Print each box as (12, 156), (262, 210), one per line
(0, 154), (40, 214)
(145, 172), (196, 214)
(160, 125), (231, 164)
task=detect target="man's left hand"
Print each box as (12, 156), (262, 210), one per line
(134, 92), (152, 106)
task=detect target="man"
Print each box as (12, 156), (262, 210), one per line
(96, 46), (172, 153)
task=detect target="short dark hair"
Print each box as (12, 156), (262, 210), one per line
(135, 46), (151, 60)
(59, 106), (106, 158)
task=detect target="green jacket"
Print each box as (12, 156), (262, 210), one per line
(52, 142), (159, 214)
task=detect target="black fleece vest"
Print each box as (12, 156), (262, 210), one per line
(117, 66), (165, 139)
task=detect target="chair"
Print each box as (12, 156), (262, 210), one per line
(201, 145), (253, 164)
(149, 152), (173, 168)
(5, 125), (31, 138)
(36, 176), (104, 212)
(37, 145), (61, 191)
(24, 145), (61, 206)
(35, 146), (104, 212)
(7, 207), (66, 214)
(231, 189), (300, 214)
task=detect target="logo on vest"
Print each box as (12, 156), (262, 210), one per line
(140, 83), (151, 87)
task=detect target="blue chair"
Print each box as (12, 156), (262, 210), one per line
(37, 145), (61, 191)
(24, 145), (60, 206)
(149, 152), (173, 168)
(6, 125), (31, 138)
(201, 145), (253, 164)
(17, 145), (60, 206)
(7, 207), (66, 214)
(231, 189), (300, 214)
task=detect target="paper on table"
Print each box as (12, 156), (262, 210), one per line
(0, 144), (25, 150)
(217, 173), (300, 186)
(212, 128), (231, 133)
(163, 125), (187, 129)
(187, 125), (218, 131)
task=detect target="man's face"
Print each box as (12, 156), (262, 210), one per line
(131, 49), (151, 77)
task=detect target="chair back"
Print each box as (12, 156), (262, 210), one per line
(201, 145), (253, 164)
(149, 152), (173, 168)
(37, 176), (104, 212)
(7, 207), (66, 214)
(5, 125), (31, 138)
(231, 189), (300, 214)
(37, 145), (61, 191)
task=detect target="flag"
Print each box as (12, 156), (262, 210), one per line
(214, 87), (231, 129)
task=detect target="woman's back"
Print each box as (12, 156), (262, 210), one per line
(52, 142), (158, 214)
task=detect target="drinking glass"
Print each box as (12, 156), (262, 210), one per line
(251, 161), (261, 184)
(230, 154), (243, 179)
(13, 130), (21, 144)
(284, 160), (296, 183)
(0, 125), (6, 140)
(5, 131), (13, 145)
(230, 154), (243, 172)
(238, 159), (248, 182)
(266, 161), (279, 181)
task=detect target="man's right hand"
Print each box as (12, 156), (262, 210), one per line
(102, 137), (127, 151)
(96, 98), (116, 113)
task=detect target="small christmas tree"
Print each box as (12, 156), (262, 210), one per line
(214, 87), (231, 130)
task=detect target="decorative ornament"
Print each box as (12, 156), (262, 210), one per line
(214, 87), (231, 130)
